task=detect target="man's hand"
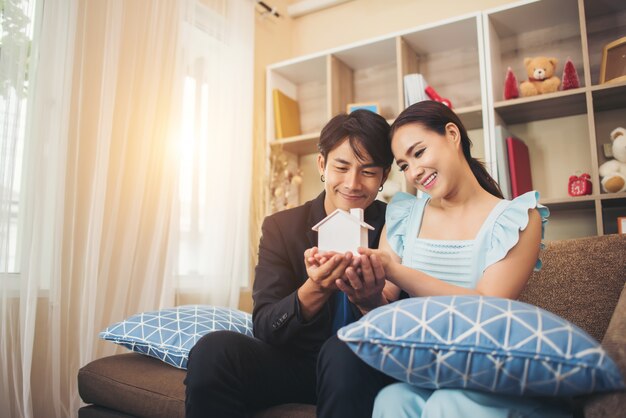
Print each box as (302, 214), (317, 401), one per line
(298, 247), (353, 321)
(336, 252), (387, 314)
(304, 247), (353, 292)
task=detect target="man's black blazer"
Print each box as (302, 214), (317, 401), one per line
(252, 191), (387, 357)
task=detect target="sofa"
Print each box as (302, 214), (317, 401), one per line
(78, 234), (626, 418)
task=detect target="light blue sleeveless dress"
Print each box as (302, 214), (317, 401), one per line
(373, 191), (571, 418)
(386, 190), (549, 286)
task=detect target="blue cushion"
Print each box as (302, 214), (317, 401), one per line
(100, 305), (253, 369)
(338, 296), (624, 396)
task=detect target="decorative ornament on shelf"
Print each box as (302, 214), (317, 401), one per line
(424, 85), (452, 108)
(503, 67), (519, 100)
(347, 102), (380, 114)
(598, 127), (626, 194)
(561, 58), (580, 91)
(520, 57), (560, 97)
(600, 36), (626, 84)
(568, 172), (592, 197)
(269, 147), (303, 213)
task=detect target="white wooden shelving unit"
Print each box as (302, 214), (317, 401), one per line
(484, 0), (626, 240)
(265, 0), (626, 240)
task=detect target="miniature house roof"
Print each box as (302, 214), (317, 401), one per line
(311, 208), (374, 231)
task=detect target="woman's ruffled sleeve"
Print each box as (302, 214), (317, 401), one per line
(385, 192), (416, 258)
(486, 190), (550, 271)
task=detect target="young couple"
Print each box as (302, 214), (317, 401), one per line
(185, 101), (570, 418)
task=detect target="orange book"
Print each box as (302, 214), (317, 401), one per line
(273, 89), (302, 139)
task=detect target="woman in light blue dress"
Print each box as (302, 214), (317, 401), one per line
(354, 101), (571, 418)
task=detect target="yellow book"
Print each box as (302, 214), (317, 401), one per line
(273, 89), (302, 139)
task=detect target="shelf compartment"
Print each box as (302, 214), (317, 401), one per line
(400, 16), (483, 110)
(543, 204), (598, 241)
(593, 101), (626, 176)
(331, 37), (398, 120)
(506, 113), (592, 202)
(591, 82), (626, 112)
(268, 55), (328, 142)
(583, 0), (626, 86)
(601, 197), (626, 235)
(486, 0), (585, 103)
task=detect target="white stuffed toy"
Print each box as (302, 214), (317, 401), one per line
(599, 127), (626, 193)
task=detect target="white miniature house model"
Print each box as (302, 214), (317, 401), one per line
(312, 208), (374, 255)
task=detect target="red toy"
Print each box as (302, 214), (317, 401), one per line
(568, 173), (592, 196)
(504, 67), (519, 99)
(561, 58), (580, 91)
(425, 86), (452, 108)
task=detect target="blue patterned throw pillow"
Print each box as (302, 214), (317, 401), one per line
(100, 305), (253, 369)
(338, 296), (624, 396)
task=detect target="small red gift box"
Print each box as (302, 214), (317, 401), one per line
(568, 173), (592, 196)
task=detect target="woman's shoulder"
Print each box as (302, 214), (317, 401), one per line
(389, 191), (417, 205)
(387, 192), (430, 221)
(500, 191), (549, 224)
(385, 192), (428, 257)
(486, 190), (549, 270)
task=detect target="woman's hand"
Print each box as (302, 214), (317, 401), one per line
(356, 247), (393, 272)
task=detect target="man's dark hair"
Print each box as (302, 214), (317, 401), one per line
(318, 109), (393, 169)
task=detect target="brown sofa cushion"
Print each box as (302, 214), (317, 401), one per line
(519, 234), (626, 343)
(78, 352), (317, 418)
(584, 283), (626, 418)
(78, 353), (186, 418)
(79, 405), (137, 418)
(78, 401), (316, 418)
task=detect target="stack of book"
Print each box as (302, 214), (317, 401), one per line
(494, 125), (533, 199)
(403, 74), (429, 108)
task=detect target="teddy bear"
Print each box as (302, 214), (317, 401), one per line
(520, 57), (561, 97)
(599, 127), (626, 193)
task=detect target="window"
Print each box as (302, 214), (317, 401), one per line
(1, 0), (37, 274)
(176, 2), (233, 284)
(174, 0), (253, 296)
(177, 74), (210, 280)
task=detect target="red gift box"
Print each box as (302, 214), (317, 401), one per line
(568, 173), (592, 196)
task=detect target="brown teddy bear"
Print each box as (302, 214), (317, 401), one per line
(520, 57), (560, 97)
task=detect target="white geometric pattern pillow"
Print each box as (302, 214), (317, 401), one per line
(100, 305), (253, 369)
(338, 296), (624, 396)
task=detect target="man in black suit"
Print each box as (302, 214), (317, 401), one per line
(185, 110), (396, 418)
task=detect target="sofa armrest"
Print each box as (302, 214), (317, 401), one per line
(584, 283), (626, 417)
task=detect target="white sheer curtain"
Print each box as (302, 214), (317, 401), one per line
(172, 0), (253, 308)
(0, 0), (253, 416)
(1, 1), (80, 416)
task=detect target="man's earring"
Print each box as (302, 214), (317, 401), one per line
(320, 175), (325, 182)
(379, 185), (384, 192)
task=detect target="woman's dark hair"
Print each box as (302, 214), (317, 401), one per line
(318, 109), (393, 170)
(390, 101), (503, 198)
